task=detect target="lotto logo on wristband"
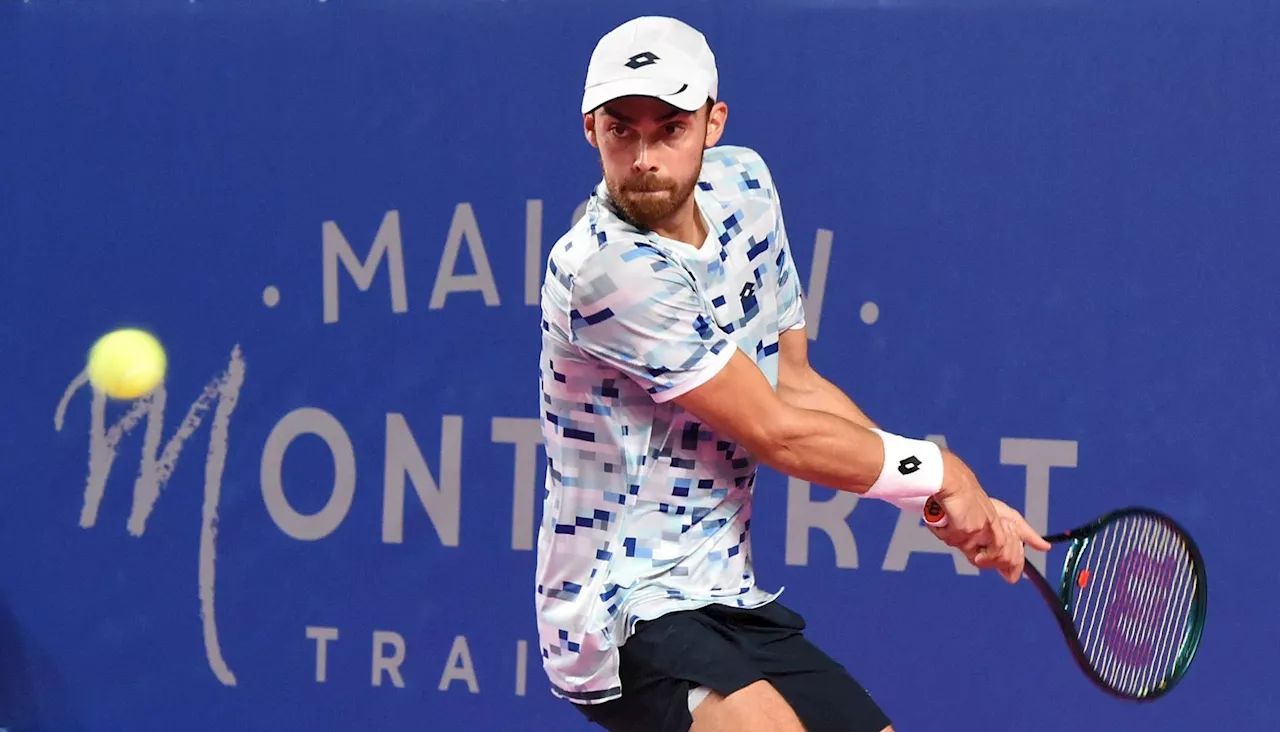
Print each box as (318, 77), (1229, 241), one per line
(865, 430), (944, 508)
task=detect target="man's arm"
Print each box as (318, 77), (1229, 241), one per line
(567, 240), (1009, 574)
(761, 162), (876, 432)
(563, 243), (886, 493)
(671, 345), (1020, 581)
(724, 151), (1028, 580)
(775, 327), (879, 430)
(671, 345), (887, 493)
(768, 325), (1046, 582)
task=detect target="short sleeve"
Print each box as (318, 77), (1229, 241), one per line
(771, 184), (807, 332)
(569, 244), (736, 403)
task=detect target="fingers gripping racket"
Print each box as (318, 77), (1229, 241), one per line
(924, 498), (1208, 702)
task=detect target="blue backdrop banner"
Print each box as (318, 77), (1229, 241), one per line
(2, 1), (1276, 730)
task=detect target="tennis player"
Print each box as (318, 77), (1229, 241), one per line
(535, 16), (1050, 732)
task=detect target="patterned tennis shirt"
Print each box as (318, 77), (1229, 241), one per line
(535, 145), (806, 704)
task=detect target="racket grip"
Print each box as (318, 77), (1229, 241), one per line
(924, 496), (949, 528)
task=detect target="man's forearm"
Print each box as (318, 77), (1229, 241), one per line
(761, 401), (945, 504)
(776, 368), (954, 512)
(762, 407), (887, 493)
(777, 370), (879, 430)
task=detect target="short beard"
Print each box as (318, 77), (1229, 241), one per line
(603, 159), (701, 232)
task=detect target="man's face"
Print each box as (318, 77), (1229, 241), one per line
(585, 96), (726, 230)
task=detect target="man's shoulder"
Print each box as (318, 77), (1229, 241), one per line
(547, 200), (682, 289)
(698, 145), (778, 201)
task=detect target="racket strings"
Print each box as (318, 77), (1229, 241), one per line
(1108, 516), (1168, 692)
(1142, 536), (1196, 692)
(1075, 519), (1126, 666)
(1098, 516), (1157, 691)
(1103, 517), (1190, 694)
(1069, 514), (1198, 697)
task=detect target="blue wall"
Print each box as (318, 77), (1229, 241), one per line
(2, 1), (1276, 730)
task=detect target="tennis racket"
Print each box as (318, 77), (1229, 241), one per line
(924, 497), (1208, 702)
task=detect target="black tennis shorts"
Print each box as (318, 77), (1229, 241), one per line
(572, 600), (893, 732)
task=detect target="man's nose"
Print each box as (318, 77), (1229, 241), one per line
(632, 141), (659, 173)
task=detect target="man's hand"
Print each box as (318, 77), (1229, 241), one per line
(986, 498), (1053, 584)
(929, 462), (1053, 585)
(927, 451), (1006, 566)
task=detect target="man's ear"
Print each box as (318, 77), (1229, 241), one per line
(704, 101), (728, 148)
(584, 112), (599, 149)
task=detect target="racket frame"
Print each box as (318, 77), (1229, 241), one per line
(1026, 506), (1208, 703)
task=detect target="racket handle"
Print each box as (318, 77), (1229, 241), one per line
(924, 496), (948, 528)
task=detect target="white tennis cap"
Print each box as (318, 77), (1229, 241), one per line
(581, 16), (718, 115)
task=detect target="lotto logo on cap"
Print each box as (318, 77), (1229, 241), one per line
(581, 16), (719, 115)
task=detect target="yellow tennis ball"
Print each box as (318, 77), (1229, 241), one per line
(87, 328), (167, 400)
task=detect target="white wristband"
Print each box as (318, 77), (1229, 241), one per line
(865, 430), (944, 508)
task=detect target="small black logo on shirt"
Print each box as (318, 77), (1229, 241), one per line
(625, 52), (660, 69)
(740, 282), (756, 299)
